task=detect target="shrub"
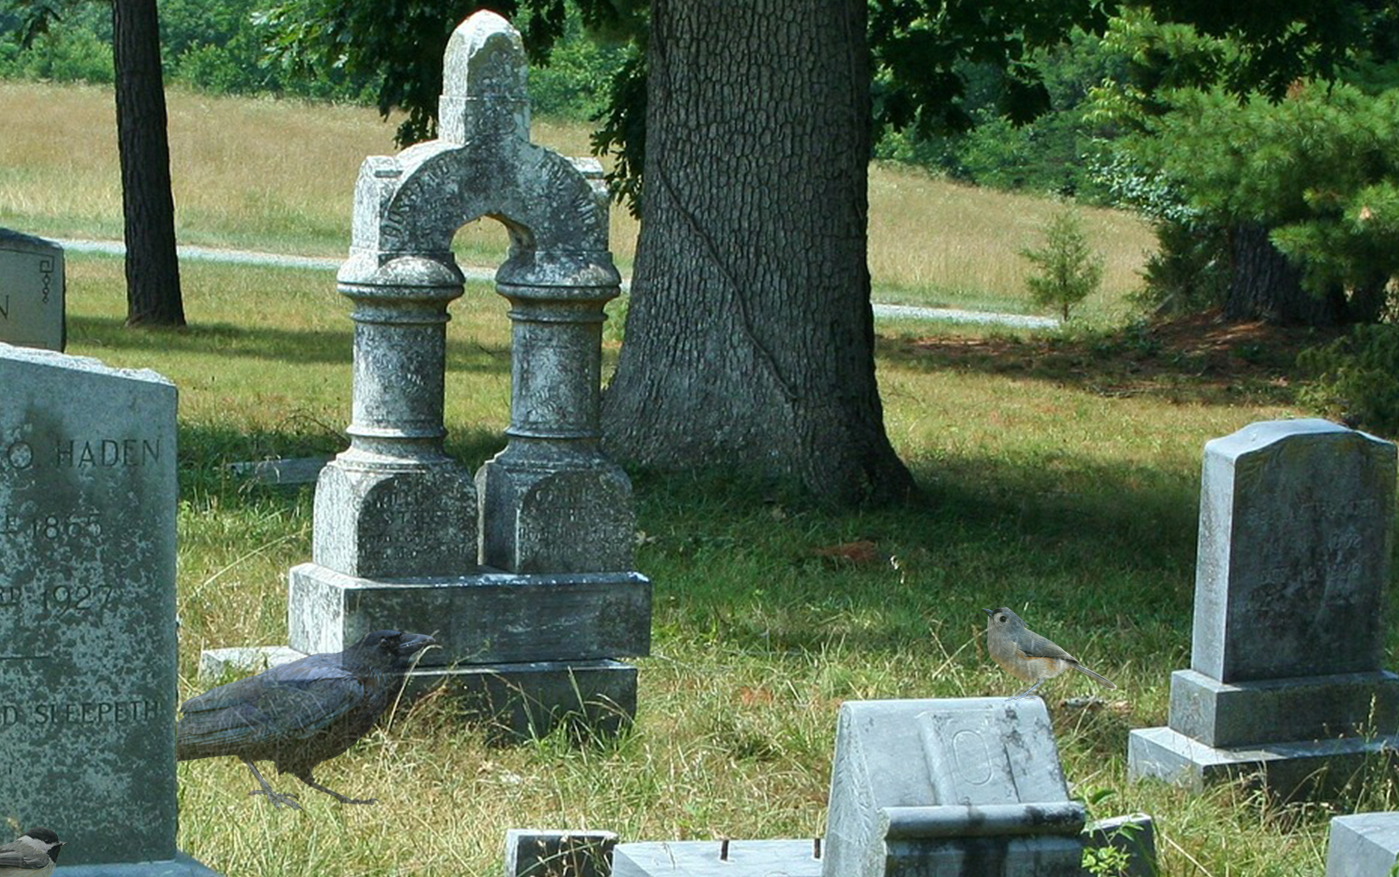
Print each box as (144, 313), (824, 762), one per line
(1020, 207), (1104, 320)
(1298, 323), (1399, 436)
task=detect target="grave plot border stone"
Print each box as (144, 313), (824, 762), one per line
(1129, 419), (1399, 798)
(0, 344), (216, 876)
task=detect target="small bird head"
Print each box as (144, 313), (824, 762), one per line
(983, 607), (1025, 631)
(349, 629), (438, 669)
(22, 828), (63, 861)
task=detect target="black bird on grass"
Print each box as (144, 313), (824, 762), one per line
(177, 629), (436, 810)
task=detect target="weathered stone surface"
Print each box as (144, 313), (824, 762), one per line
(1191, 419), (1395, 683)
(1130, 420), (1399, 799)
(823, 699), (1088, 877)
(197, 645), (305, 682)
(0, 344), (213, 874)
(1327, 813), (1399, 877)
(478, 460), (635, 573)
(1167, 668), (1399, 748)
(288, 564), (650, 662)
(0, 229), (64, 351)
(505, 830), (616, 877)
(613, 841), (822, 877)
(225, 455), (330, 486)
(312, 460), (477, 578)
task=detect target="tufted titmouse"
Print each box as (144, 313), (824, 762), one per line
(0, 828), (64, 877)
(984, 607), (1115, 699)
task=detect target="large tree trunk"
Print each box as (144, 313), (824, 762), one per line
(1225, 224), (1344, 326)
(601, 0), (915, 505)
(113, 0), (185, 327)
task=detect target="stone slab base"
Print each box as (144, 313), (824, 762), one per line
(198, 645), (305, 682)
(1129, 725), (1399, 798)
(1168, 668), (1399, 748)
(288, 562), (651, 664)
(611, 819), (1153, 877)
(1327, 812), (1399, 876)
(57, 852), (220, 876)
(196, 646), (638, 741)
(613, 840), (822, 877)
(224, 456), (330, 487)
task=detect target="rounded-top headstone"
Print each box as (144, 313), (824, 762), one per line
(1192, 418), (1397, 683)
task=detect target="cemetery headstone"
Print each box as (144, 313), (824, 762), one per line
(204, 9), (650, 737)
(608, 698), (1155, 877)
(1129, 419), (1399, 797)
(0, 229), (65, 351)
(1326, 813), (1399, 877)
(0, 344), (215, 875)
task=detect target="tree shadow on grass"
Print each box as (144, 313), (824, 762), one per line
(877, 312), (1331, 408)
(632, 451), (1202, 660)
(67, 314), (512, 373)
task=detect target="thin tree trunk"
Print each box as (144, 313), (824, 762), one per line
(601, 0), (914, 505)
(113, 0), (185, 327)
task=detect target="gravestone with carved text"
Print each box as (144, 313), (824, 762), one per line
(0, 229), (65, 351)
(1129, 419), (1399, 797)
(0, 344), (215, 874)
(203, 10), (649, 737)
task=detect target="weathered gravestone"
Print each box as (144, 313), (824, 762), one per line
(610, 699), (1155, 877)
(1326, 813), (1399, 877)
(1129, 419), (1399, 797)
(0, 344), (215, 875)
(0, 229), (65, 351)
(204, 9), (649, 737)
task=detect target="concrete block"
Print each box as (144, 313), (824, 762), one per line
(1327, 813), (1399, 877)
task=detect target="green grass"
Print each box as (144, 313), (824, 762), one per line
(49, 251), (1390, 877)
(6, 79), (1393, 877)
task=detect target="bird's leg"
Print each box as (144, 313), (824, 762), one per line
(294, 771), (377, 806)
(242, 759), (303, 811)
(1009, 680), (1044, 700)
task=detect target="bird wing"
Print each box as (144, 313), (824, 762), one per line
(177, 656), (369, 757)
(1017, 629), (1077, 662)
(0, 840), (50, 869)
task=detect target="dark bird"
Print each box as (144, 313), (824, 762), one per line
(0, 828), (64, 877)
(177, 629), (436, 810)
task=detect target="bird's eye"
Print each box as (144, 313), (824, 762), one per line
(997, 615), (1006, 623)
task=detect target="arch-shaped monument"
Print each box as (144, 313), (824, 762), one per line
(285, 10), (650, 735)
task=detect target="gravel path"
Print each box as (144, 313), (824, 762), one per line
(58, 238), (1058, 329)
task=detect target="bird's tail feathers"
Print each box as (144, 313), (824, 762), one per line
(1073, 663), (1116, 689)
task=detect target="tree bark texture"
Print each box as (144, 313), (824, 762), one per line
(113, 0), (185, 327)
(601, 0), (915, 505)
(1225, 224), (1344, 326)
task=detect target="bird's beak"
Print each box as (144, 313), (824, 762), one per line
(982, 608), (994, 617)
(396, 633), (438, 657)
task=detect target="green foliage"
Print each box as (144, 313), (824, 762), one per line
(0, 4), (111, 82)
(1299, 324), (1399, 436)
(1021, 207), (1105, 320)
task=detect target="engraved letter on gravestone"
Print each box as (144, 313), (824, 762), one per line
(0, 344), (178, 866)
(0, 229), (65, 352)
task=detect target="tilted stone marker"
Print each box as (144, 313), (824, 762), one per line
(0, 229), (65, 351)
(204, 10), (649, 736)
(1326, 813), (1399, 876)
(610, 699), (1155, 877)
(1129, 419), (1399, 796)
(0, 344), (215, 875)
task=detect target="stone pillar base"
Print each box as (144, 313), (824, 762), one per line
(1327, 813), (1399, 876)
(1128, 725), (1399, 798)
